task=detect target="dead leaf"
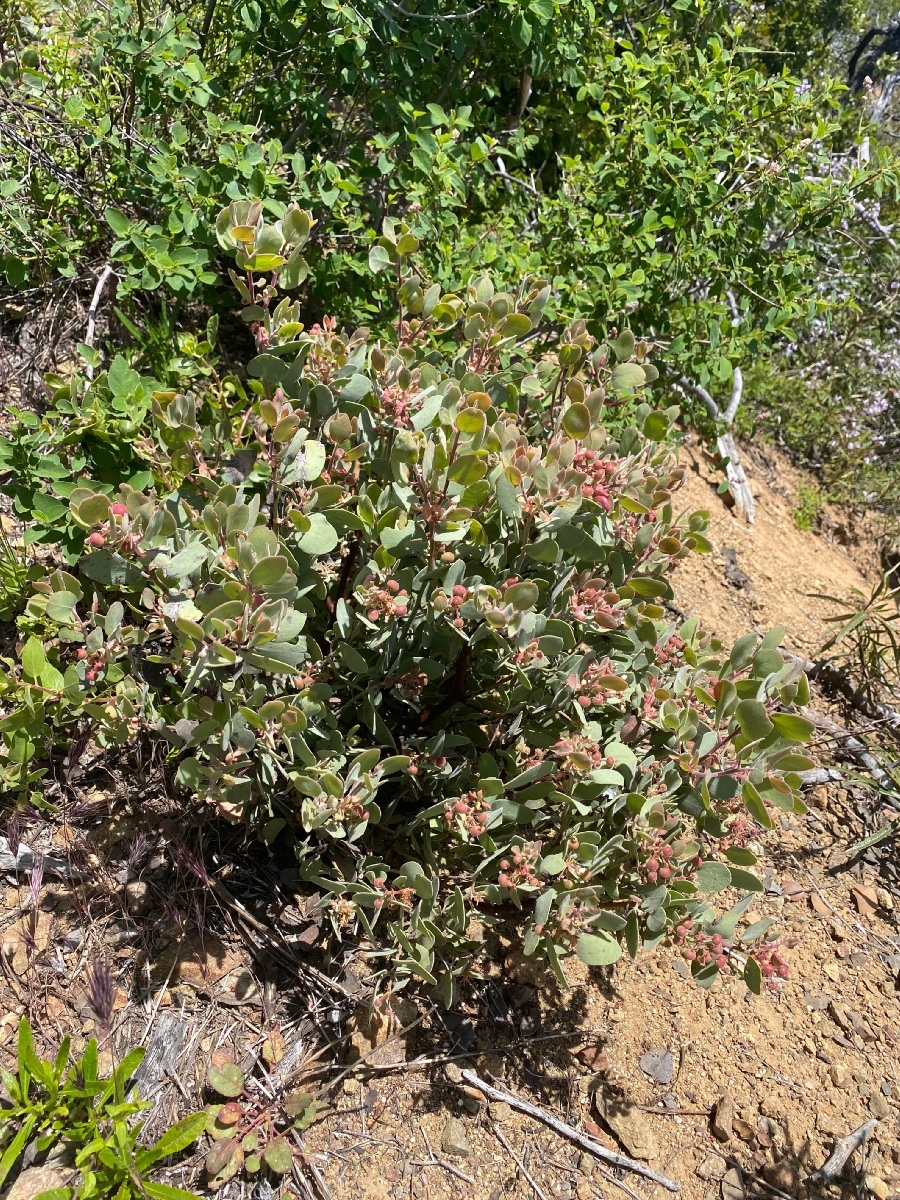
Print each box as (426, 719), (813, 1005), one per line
(810, 892), (832, 916)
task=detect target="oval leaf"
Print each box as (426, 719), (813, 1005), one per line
(576, 931), (622, 967)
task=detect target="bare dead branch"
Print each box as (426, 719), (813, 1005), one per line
(460, 1069), (681, 1191)
(806, 1119), (878, 1185)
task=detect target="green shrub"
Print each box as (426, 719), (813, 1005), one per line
(0, 203), (815, 998)
(0, 0), (894, 403)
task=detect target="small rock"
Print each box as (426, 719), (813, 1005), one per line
(849, 952), (869, 968)
(876, 887), (894, 912)
(6, 1168), (73, 1200)
(696, 1153), (728, 1182)
(733, 1118), (755, 1141)
(722, 1166), (745, 1200)
(804, 990), (830, 1011)
(810, 892), (832, 916)
(865, 1176), (890, 1200)
(441, 1116), (471, 1159)
(828, 1000), (851, 1032)
(595, 1090), (660, 1161)
(445, 1062), (463, 1084)
(124, 879), (152, 915)
(881, 1080), (893, 1097)
(851, 885), (879, 918)
(712, 1095), (734, 1143)
(576, 1182), (593, 1200)
(460, 1086), (485, 1113)
(577, 1045), (609, 1072)
(763, 1162), (799, 1191)
(672, 959), (690, 979)
(489, 1101), (513, 1124)
(639, 1048), (674, 1086)
(831, 1063), (851, 1088)
(782, 878), (806, 902)
(757, 1116), (782, 1142)
(578, 1152), (595, 1176)
(869, 1092), (891, 1120)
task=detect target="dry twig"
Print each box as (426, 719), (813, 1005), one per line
(460, 1069), (681, 1191)
(492, 1123), (549, 1200)
(806, 1119), (878, 1186)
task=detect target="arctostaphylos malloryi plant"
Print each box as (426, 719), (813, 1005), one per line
(26, 200), (816, 1000)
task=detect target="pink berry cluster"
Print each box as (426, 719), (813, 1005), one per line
(74, 645), (106, 684)
(377, 385), (414, 426)
(86, 502), (145, 557)
(654, 634), (684, 667)
(566, 660), (626, 708)
(497, 841), (542, 890)
(432, 583), (471, 628)
(443, 789), (490, 839)
(572, 448), (614, 510)
(513, 639), (547, 666)
(568, 580), (622, 628)
(750, 938), (793, 986)
(673, 918), (732, 971)
(641, 688), (662, 721)
(639, 835), (702, 886)
(358, 576), (409, 622)
(720, 816), (753, 852)
(406, 752), (448, 778)
(641, 840), (676, 885)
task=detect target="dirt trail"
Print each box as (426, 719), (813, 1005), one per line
(673, 438), (879, 654)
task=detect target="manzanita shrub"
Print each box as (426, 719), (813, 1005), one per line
(5, 201), (817, 1000)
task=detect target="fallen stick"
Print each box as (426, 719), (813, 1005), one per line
(461, 1069), (681, 1191)
(806, 1119), (878, 1186)
(0, 837), (81, 879)
(801, 709), (897, 795)
(786, 653), (900, 737)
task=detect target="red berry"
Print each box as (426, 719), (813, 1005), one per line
(110, 502), (127, 517)
(386, 579), (400, 593)
(88, 532), (104, 547)
(76, 648), (88, 660)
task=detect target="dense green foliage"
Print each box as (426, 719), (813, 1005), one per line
(0, 205), (816, 996)
(1, 0), (896, 401)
